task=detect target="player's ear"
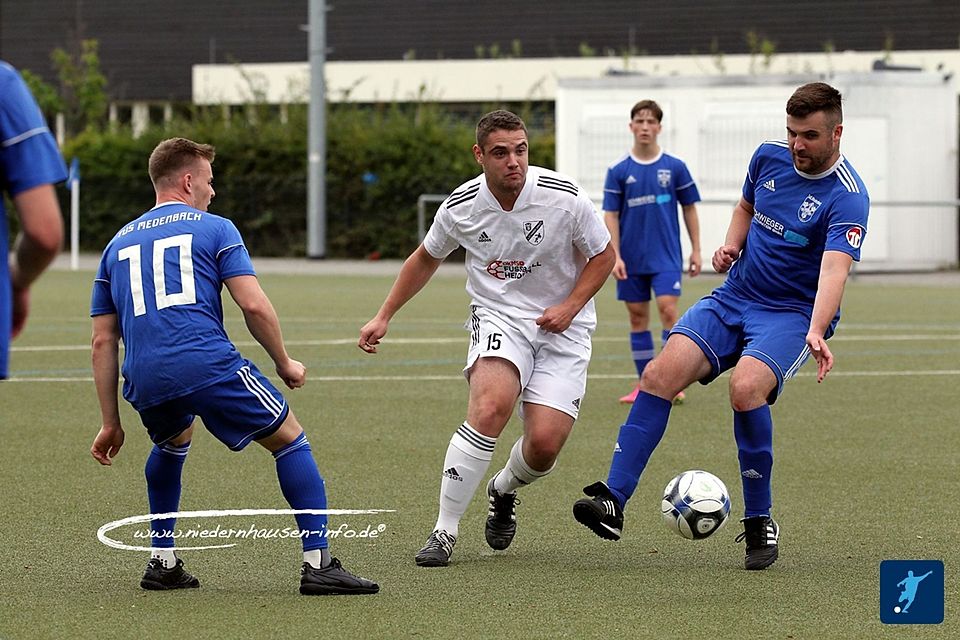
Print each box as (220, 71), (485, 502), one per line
(472, 144), (483, 165)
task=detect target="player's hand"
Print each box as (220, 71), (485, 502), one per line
(805, 332), (834, 383)
(611, 257), (628, 280)
(688, 251), (702, 278)
(358, 317), (388, 353)
(278, 358), (306, 389)
(91, 425), (125, 466)
(10, 285), (29, 339)
(712, 245), (740, 274)
(536, 303), (575, 333)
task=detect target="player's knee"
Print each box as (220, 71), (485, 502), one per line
(523, 432), (562, 465)
(468, 399), (513, 433)
(728, 376), (768, 412)
(639, 357), (672, 396)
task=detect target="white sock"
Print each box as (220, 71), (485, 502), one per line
(151, 548), (177, 569)
(303, 548), (332, 569)
(434, 422), (496, 536)
(493, 437), (553, 495)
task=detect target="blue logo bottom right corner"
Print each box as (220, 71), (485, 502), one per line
(880, 560), (944, 624)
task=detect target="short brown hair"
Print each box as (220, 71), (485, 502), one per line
(148, 137), (215, 187)
(476, 110), (527, 148)
(630, 99), (663, 122)
(786, 82), (843, 126)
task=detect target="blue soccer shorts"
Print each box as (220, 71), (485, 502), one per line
(671, 285), (835, 403)
(616, 271), (682, 302)
(137, 360), (289, 450)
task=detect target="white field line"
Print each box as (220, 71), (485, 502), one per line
(7, 370), (960, 383)
(11, 333), (960, 353)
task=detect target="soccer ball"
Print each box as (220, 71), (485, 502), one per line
(661, 470), (731, 540)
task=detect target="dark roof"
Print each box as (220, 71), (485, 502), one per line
(2, 0), (958, 101)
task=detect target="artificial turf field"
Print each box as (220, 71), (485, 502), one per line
(1, 263), (958, 639)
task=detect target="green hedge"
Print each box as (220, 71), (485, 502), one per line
(58, 103), (556, 258)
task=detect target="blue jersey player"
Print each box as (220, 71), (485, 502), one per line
(602, 100), (701, 405)
(90, 138), (377, 595)
(0, 61), (65, 379)
(574, 82), (869, 571)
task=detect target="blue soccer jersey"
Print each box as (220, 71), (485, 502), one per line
(725, 141), (870, 313)
(602, 151), (700, 274)
(0, 61), (68, 378)
(90, 203), (257, 409)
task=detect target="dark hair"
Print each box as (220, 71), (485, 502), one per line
(476, 110), (527, 148)
(630, 99), (663, 122)
(148, 137), (215, 187)
(786, 82), (843, 125)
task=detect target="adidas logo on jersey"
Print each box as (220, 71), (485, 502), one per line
(763, 179), (776, 192)
(478, 231), (492, 242)
(626, 175), (637, 184)
(614, 442), (622, 453)
(572, 397), (581, 409)
(742, 469), (763, 479)
(443, 467), (463, 482)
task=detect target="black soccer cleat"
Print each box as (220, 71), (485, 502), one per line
(300, 558), (380, 595)
(140, 558), (200, 591)
(735, 516), (780, 570)
(485, 477), (519, 551)
(415, 530), (457, 567)
(573, 481), (624, 541)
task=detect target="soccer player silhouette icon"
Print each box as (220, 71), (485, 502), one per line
(897, 570), (932, 613)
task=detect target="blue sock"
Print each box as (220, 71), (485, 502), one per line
(630, 331), (654, 379)
(145, 441), (190, 548)
(273, 432), (328, 551)
(734, 406), (774, 518)
(606, 391), (672, 508)
(661, 329), (671, 350)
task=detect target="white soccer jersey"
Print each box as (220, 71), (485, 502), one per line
(424, 165), (610, 343)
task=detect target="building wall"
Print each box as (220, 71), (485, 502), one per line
(1, 0), (959, 102)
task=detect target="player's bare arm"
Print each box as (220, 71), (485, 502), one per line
(91, 313), (125, 465)
(603, 210), (627, 280)
(713, 198), (754, 273)
(537, 243), (616, 333)
(224, 275), (305, 389)
(359, 244), (444, 353)
(806, 250), (854, 383)
(682, 203), (702, 277)
(9, 184), (64, 338)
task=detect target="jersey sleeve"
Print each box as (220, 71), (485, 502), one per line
(0, 68), (67, 195)
(675, 161), (701, 206)
(740, 145), (764, 206)
(422, 204), (460, 259)
(601, 165), (623, 212)
(90, 251), (117, 317)
(573, 190), (612, 258)
(824, 192), (869, 261)
(217, 219), (256, 278)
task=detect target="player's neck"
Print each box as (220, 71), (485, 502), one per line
(632, 143), (660, 161)
(490, 186), (521, 211)
(154, 191), (191, 208)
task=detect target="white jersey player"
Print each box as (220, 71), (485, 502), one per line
(359, 110), (614, 567)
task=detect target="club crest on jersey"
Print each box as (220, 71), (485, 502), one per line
(523, 220), (544, 245)
(845, 225), (863, 249)
(798, 194), (822, 222)
(657, 169), (672, 188)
